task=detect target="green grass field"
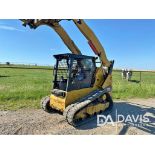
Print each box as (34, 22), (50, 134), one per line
(113, 71), (155, 99)
(0, 67), (155, 110)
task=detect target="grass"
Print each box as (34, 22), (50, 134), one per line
(113, 71), (155, 99)
(0, 67), (155, 110)
(0, 68), (52, 110)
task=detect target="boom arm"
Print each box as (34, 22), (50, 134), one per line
(72, 19), (110, 67)
(21, 19), (111, 67)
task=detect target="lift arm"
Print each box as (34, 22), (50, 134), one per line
(21, 19), (111, 67)
(72, 19), (111, 67)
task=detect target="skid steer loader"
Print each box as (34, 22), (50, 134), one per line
(21, 19), (114, 126)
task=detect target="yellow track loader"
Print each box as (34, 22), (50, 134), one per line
(21, 19), (114, 126)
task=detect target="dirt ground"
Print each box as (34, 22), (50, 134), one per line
(0, 99), (155, 135)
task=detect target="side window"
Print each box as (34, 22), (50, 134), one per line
(81, 59), (95, 71)
(69, 58), (96, 90)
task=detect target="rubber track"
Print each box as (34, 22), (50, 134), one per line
(64, 87), (111, 126)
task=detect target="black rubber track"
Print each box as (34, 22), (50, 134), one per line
(64, 87), (113, 127)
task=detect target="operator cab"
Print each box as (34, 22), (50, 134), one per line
(52, 53), (96, 94)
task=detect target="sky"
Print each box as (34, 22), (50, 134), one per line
(0, 19), (155, 70)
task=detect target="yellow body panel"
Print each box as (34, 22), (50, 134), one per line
(93, 67), (105, 89)
(65, 87), (96, 107)
(102, 74), (112, 88)
(50, 94), (65, 112)
(50, 87), (96, 112)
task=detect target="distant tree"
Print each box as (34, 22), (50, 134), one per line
(6, 62), (10, 65)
